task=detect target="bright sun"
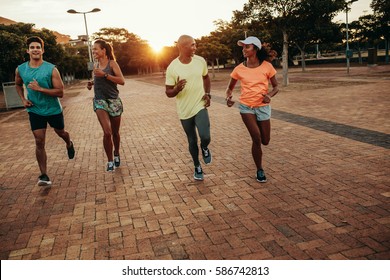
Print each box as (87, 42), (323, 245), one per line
(149, 40), (165, 54)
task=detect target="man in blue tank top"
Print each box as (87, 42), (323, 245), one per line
(15, 36), (75, 187)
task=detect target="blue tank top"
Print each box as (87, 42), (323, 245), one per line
(17, 61), (62, 116)
(94, 60), (119, 100)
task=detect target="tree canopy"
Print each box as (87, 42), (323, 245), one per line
(0, 23), (65, 85)
(1, 0), (387, 88)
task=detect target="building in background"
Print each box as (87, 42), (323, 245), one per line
(0, 16), (72, 45)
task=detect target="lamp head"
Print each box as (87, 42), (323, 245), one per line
(67, 8), (100, 14)
(345, 0), (358, 5)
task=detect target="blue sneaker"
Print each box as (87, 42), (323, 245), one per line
(194, 165), (204, 181)
(256, 169), (267, 183)
(202, 147), (212, 165)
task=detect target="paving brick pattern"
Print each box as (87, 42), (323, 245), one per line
(0, 66), (389, 260)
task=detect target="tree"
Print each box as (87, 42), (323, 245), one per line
(371, 0), (390, 63)
(290, 0), (344, 71)
(346, 13), (384, 65)
(93, 28), (134, 43)
(235, 0), (302, 86)
(211, 19), (251, 65)
(118, 34), (155, 74)
(0, 23), (65, 86)
(158, 46), (178, 73)
(0, 29), (25, 83)
(92, 28), (156, 74)
(196, 36), (231, 78)
(348, 19), (365, 64)
(58, 53), (89, 80)
(354, 14), (381, 47)
(233, 0), (348, 82)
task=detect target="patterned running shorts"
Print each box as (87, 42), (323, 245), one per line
(93, 98), (123, 117)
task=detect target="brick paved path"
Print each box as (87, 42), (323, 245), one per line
(0, 67), (389, 260)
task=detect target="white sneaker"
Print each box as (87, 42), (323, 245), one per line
(106, 161), (115, 172)
(114, 155), (120, 167)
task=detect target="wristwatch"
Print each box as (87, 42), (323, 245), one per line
(206, 93), (211, 99)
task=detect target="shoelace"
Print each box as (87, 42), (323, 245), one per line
(203, 148), (209, 157)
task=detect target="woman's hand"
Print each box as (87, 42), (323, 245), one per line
(262, 94), (271, 104)
(226, 96), (235, 107)
(93, 68), (105, 78)
(87, 81), (93, 90)
(226, 88), (235, 107)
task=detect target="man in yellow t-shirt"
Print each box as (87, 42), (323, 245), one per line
(165, 35), (212, 181)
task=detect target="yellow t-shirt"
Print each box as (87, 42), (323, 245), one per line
(230, 61), (276, 107)
(165, 55), (208, 119)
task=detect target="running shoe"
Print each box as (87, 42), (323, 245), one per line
(256, 169), (267, 183)
(114, 155), (120, 167)
(194, 165), (204, 181)
(38, 174), (52, 187)
(67, 141), (75, 159)
(107, 161), (115, 172)
(202, 147), (212, 165)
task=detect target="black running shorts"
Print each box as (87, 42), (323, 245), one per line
(28, 112), (65, 131)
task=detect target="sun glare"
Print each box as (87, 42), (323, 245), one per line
(149, 41), (165, 54)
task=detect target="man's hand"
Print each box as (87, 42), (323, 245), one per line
(28, 79), (42, 92)
(174, 76), (186, 93)
(202, 93), (211, 107)
(22, 99), (33, 108)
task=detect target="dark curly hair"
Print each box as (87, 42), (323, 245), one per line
(27, 36), (44, 49)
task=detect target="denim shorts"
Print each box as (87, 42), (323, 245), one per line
(239, 103), (271, 121)
(93, 98), (123, 117)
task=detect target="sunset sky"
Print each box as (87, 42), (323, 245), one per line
(1, 0), (373, 51)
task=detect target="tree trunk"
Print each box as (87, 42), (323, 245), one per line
(282, 31), (289, 86)
(211, 61), (215, 79)
(295, 43), (306, 72)
(300, 49), (306, 72)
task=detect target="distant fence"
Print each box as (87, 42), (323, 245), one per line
(293, 49), (387, 66)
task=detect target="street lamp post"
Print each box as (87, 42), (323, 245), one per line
(345, 0), (357, 74)
(67, 8), (101, 71)
(386, 21), (390, 64)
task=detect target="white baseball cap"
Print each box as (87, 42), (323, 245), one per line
(237, 36), (262, 50)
